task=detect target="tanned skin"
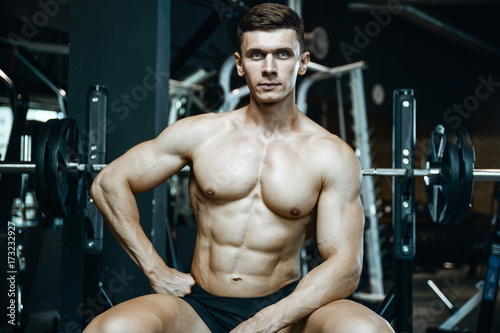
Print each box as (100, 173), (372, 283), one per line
(84, 28), (394, 333)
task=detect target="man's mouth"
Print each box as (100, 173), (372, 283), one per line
(259, 82), (279, 90)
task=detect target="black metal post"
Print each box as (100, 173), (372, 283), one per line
(393, 89), (416, 333)
(83, 85), (107, 255)
(81, 85), (109, 329)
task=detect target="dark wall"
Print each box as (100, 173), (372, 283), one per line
(62, 0), (170, 331)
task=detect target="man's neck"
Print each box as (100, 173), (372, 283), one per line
(244, 97), (300, 136)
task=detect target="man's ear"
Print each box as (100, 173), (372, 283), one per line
(234, 52), (245, 77)
(298, 51), (310, 76)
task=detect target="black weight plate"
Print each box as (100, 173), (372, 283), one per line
(46, 118), (82, 217)
(66, 120), (83, 216)
(426, 125), (461, 224)
(62, 119), (83, 217)
(455, 127), (475, 224)
(444, 129), (462, 224)
(35, 119), (58, 217)
(426, 125), (446, 223)
(46, 119), (67, 216)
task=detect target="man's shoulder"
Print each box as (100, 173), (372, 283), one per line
(171, 111), (234, 136)
(158, 111), (236, 154)
(300, 118), (349, 153)
(300, 119), (360, 177)
(177, 111), (229, 125)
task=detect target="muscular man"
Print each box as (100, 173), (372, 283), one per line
(85, 3), (394, 333)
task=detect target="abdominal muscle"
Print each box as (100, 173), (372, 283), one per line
(189, 190), (313, 298)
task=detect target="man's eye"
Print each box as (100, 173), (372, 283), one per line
(251, 52), (263, 59)
(277, 51), (290, 58)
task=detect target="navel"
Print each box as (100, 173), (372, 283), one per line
(232, 277), (242, 283)
(290, 207), (301, 217)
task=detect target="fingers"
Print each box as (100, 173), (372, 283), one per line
(149, 269), (196, 296)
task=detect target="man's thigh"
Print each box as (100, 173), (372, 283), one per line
(84, 293), (211, 333)
(287, 299), (394, 333)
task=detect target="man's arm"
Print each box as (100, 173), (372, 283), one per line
(231, 138), (364, 332)
(90, 115), (208, 296)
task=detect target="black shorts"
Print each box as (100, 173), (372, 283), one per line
(181, 280), (300, 333)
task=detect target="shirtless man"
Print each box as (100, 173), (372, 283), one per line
(84, 3), (394, 333)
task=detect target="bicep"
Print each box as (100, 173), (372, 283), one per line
(98, 119), (193, 194)
(117, 139), (188, 193)
(315, 147), (364, 264)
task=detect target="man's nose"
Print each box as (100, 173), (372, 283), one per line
(262, 54), (277, 76)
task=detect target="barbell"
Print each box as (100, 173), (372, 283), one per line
(1, 118), (499, 223)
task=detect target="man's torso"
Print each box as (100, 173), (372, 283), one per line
(185, 109), (335, 297)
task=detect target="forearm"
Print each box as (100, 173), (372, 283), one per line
(90, 173), (167, 281)
(263, 257), (360, 329)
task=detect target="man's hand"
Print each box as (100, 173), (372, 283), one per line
(148, 266), (196, 296)
(230, 307), (288, 333)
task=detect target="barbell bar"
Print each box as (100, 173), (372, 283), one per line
(0, 162), (106, 174)
(0, 162), (106, 173)
(362, 168), (500, 182)
(1, 162), (499, 182)
(0, 118), (496, 224)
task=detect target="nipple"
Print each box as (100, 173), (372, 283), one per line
(289, 207), (301, 217)
(206, 188), (216, 197)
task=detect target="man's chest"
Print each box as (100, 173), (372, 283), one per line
(191, 135), (321, 218)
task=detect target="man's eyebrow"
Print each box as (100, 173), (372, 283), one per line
(245, 47), (294, 56)
(275, 47), (294, 54)
(245, 48), (263, 56)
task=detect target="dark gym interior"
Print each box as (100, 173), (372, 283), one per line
(1, 0), (500, 332)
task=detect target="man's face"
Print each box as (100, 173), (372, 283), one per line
(235, 29), (309, 104)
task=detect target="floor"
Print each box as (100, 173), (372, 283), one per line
(411, 266), (500, 333)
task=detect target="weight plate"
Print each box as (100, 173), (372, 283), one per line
(455, 127), (475, 224)
(35, 119), (58, 217)
(46, 118), (82, 217)
(426, 125), (461, 224)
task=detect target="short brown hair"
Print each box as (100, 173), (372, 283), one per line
(237, 3), (304, 52)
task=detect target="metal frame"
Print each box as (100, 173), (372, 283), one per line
(350, 66), (385, 299)
(348, 2), (500, 59)
(12, 50), (67, 117)
(392, 89), (416, 333)
(82, 85), (107, 254)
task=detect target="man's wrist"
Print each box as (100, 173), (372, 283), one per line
(143, 256), (170, 282)
(251, 306), (290, 332)
(267, 294), (316, 328)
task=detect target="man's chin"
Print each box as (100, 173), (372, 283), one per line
(255, 93), (283, 104)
